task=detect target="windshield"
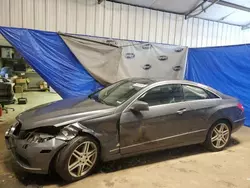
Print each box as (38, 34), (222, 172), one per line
(89, 79), (153, 106)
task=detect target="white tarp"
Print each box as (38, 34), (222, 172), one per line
(61, 34), (188, 85)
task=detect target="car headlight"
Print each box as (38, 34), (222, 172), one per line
(24, 124), (82, 143)
(56, 124), (79, 141)
(26, 132), (54, 143)
(24, 126), (60, 143)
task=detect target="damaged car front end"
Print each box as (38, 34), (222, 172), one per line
(4, 78), (153, 181)
(5, 121), (87, 174)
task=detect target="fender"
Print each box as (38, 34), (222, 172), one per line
(208, 109), (234, 128)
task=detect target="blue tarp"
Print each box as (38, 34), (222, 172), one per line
(1, 27), (250, 126)
(0, 27), (101, 99)
(185, 44), (250, 126)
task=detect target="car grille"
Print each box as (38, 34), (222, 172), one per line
(13, 122), (22, 136)
(18, 131), (31, 139)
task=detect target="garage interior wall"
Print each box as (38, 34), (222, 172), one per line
(1, 0), (249, 47)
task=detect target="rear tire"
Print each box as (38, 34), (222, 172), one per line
(204, 120), (231, 152)
(55, 136), (100, 182)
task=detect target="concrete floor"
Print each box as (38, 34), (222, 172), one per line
(0, 92), (250, 188)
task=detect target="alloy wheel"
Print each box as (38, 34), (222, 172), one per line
(211, 123), (230, 149)
(68, 141), (97, 177)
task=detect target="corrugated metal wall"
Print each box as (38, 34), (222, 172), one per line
(1, 0), (250, 47)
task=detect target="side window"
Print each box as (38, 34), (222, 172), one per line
(206, 90), (220, 99)
(139, 84), (184, 106)
(183, 85), (210, 101)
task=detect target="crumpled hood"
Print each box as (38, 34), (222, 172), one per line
(17, 96), (116, 130)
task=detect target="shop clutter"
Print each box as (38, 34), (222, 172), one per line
(14, 77), (29, 93)
(13, 77), (48, 93)
(13, 77), (48, 105)
(39, 81), (48, 90)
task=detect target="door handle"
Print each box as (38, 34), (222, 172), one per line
(177, 108), (187, 115)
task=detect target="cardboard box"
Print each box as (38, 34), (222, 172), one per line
(15, 78), (26, 84)
(15, 85), (23, 93)
(23, 83), (28, 90)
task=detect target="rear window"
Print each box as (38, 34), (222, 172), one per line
(183, 85), (219, 101)
(206, 90), (220, 99)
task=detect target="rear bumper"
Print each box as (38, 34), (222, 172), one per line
(232, 118), (245, 133)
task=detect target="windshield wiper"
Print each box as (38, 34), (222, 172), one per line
(90, 94), (106, 105)
(98, 98), (108, 105)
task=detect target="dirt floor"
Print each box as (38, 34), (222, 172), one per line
(0, 92), (250, 188)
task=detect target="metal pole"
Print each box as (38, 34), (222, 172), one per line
(185, 0), (208, 19)
(186, 0), (221, 19)
(207, 0), (250, 12)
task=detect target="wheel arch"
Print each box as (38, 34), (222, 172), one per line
(78, 131), (102, 152)
(48, 131), (102, 174)
(208, 108), (233, 131)
(210, 118), (233, 131)
(48, 142), (68, 175)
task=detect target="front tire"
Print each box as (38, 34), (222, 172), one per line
(204, 121), (231, 152)
(55, 136), (100, 182)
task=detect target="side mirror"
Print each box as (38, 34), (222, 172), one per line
(130, 101), (149, 112)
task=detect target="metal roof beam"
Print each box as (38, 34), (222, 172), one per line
(195, 17), (241, 27)
(215, 0), (250, 31)
(185, 0), (208, 19)
(242, 23), (250, 30)
(107, 0), (183, 15)
(185, 0), (220, 19)
(207, 0), (250, 12)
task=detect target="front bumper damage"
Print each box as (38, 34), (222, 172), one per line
(5, 122), (67, 174)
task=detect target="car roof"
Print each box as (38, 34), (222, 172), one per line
(128, 78), (223, 97)
(152, 78), (196, 85)
(129, 77), (202, 86)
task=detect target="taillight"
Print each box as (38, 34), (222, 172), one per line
(237, 103), (244, 112)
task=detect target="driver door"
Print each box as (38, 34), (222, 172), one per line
(119, 84), (195, 155)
